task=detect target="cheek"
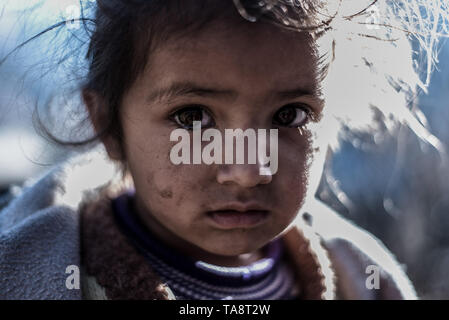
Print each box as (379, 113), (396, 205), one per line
(278, 130), (312, 181)
(126, 133), (213, 214)
(274, 130), (313, 209)
(129, 159), (206, 235)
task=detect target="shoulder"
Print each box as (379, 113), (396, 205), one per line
(300, 200), (418, 300)
(0, 181), (81, 298)
(0, 149), (117, 299)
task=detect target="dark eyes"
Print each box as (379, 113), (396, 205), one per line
(170, 106), (215, 129)
(170, 104), (311, 129)
(272, 104), (310, 128)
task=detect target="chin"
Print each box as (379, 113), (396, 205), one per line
(202, 232), (270, 257)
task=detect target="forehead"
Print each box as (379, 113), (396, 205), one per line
(140, 17), (319, 98)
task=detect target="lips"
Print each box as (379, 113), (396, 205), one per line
(206, 203), (270, 229)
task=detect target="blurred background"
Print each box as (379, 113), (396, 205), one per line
(0, 0), (448, 299)
(315, 36), (449, 299)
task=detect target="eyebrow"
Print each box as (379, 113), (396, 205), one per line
(147, 81), (238, 104)
(146, 81), (320, 105)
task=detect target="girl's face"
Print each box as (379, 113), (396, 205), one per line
(115, 17), (323, 265)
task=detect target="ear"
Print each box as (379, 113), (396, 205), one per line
(82, 89), (123, 161)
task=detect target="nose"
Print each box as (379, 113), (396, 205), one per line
(214, 119), (275, 187)
(216, 162), (273, 188)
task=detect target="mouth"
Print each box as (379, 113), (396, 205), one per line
(206, 203), (270, 229)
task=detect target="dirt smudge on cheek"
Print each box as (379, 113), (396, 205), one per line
(145, 170), (174, 199)
(159, 188), (173, 199)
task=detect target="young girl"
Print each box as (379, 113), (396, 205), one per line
(0, 0), (439, 300)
